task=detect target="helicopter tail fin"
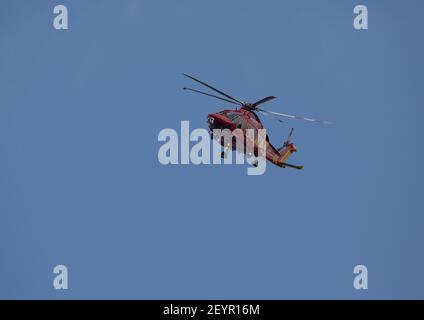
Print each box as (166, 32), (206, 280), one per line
(277, 142), (297, 162)
(277, 144), (303, 170)
(275, 128), (301, 167)
(276, 131), (303, 169)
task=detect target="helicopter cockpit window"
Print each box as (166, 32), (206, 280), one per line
(226, 112), (239, 121)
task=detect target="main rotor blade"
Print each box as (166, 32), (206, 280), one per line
(257, 108), (333, 125)
(252, 96), (277, 108)
(183, 87), (240, 105)
(183, 73), (243, 105)
(257, 110), (284, 124)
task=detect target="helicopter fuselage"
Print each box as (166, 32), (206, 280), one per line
(207, 108), (299, 168)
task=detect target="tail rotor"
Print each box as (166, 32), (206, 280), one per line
(283, 128), (294, 147)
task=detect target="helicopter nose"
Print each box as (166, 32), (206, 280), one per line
(207, 116), (215, 125)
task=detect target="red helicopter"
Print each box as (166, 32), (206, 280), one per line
(183, 74), (332, 170)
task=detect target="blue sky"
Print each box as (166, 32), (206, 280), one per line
(0, 0), (423, 299)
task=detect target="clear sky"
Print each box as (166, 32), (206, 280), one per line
(1, 0), (423, 299)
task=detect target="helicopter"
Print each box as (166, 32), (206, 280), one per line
(183, 74), (332, 170)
